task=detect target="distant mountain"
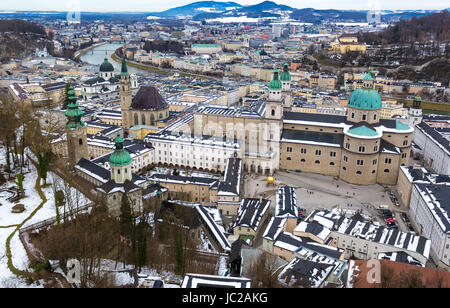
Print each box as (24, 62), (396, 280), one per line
(151, 1), (243, 17)
(148, 1), (446, 23)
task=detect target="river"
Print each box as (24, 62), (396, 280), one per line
(79, 43), (147, 75)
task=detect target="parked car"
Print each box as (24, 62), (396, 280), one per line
(401, 213), (410, 223)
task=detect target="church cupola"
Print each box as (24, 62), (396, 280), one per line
(99, 57), (114, 80)
(109, 134), (132, 184)
(346, 72), (381, 124)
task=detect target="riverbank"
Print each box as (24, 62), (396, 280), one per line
(110, 52), (215, 80)
(382, 96), (450, 115)
(74, 41), (108, 61)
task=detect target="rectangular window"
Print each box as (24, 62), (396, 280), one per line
(357, 159), (364, 166)
(315, 149), (321, 156)
(385, 158), (392, 164)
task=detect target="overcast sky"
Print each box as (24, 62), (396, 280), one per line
(1, 0), (448, 12)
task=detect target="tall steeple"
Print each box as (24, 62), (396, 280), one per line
(121, 53), (128, 76)
(65, 85), (88, 166)
(120, 47), (132, 131)
(65, 85), (85, 130)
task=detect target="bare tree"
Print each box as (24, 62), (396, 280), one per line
(244, 250), (282, 288)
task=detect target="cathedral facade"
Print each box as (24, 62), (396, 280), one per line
(279, 72), (413, 185)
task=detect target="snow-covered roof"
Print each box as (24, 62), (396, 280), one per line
(181, 273), (251, 288)
(232, 198), (270, 232)
(196, 205), (231, 252)
(275, 186), (298, 218)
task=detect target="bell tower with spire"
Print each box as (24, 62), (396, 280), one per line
(266, 69), (283, 120)
(120, 47), (132, 130)
(408, 95), (423, 126)
(65, 85), (88, 166)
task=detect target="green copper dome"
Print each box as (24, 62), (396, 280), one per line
(280, 63), (291, 81)
(347, 125), (379, 137)
(348, 88), (382, 110)
(270, 70), (282, 90)
(109, 134), (132, 167)
(100, 57), (114, 72)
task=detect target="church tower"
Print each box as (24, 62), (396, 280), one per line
(120, 53), (132, 130)
(65, 85), (88, 166)
(266, 69), (283, 120)
(280, 63), (292, 108)
(109, 134), (132, 184)
(408, 95), (423, 126)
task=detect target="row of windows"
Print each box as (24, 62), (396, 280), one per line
(286, 157), (336, 166)
(345, 144), (378, 152)
(342, 167), (390, 174)
(286, 147), (336, 157)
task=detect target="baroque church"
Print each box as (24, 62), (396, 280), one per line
(81, 57), (138, 100)
(119, 55), (170, 133)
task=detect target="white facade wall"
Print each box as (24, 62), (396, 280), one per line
(409, 185), (450, 268)
(414, 127), (450, 175)
(150, 139), (239, 172)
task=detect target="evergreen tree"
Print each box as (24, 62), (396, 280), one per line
(63, 83), (72, 109)
(37, 150), (51, 185)
(174, 231), (185, 276)
(135, 220), (148, 271)
(119, 195), (133, 238)
(5, 135), (11, 176)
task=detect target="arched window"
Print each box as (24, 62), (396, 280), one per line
(134, 113), (139, 125)
(159, 113), (163, 119)
(315, 160), (320, 164)
(300, 159), (306, 162)
(343, 166), (347, 171)
(141, 114), (146, 125)
(79, 139), (83, 145)
(150, 113), (155, 125)
(271, 109), (275, 116)
(384, 169), (390, 173)
(372, 170), (376, 174)
(356, 171), (362, 174)
(329, 162), (335, 166)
